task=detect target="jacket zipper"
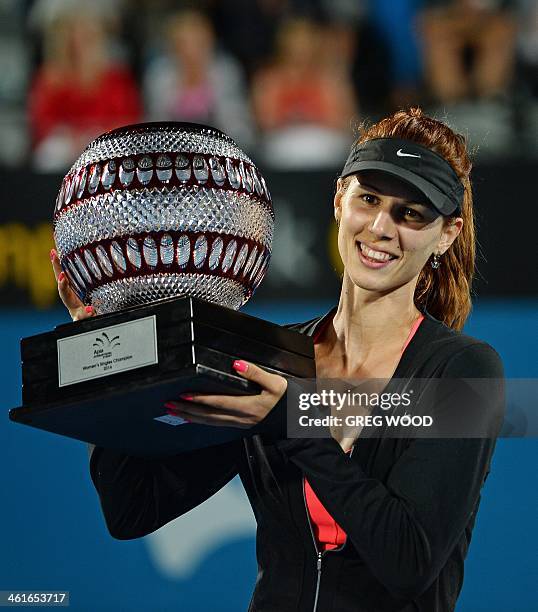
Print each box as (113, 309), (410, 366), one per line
(303, 478), (322, 612)
(302, 444), (355, 612)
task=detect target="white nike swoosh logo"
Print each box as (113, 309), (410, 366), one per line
(397, 149), (421, 158)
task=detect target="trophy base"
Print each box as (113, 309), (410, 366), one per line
(9, 296), (315, 455)
(11, 364), (266, 455)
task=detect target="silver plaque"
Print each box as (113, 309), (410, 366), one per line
(57, 316), (158, 387)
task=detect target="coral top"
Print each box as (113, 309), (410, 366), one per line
(304, 310), (425, 551)
(29, 65), (142, 145)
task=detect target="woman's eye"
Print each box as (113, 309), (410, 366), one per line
(360, 193), (377, 204)
(403, 207), (423, 220)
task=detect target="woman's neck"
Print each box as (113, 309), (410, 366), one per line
(324, 274), (422, 375)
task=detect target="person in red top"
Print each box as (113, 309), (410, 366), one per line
(28, 10), (142, 171)
(252, 18), (356, 131)
(251, 17), (356, 168)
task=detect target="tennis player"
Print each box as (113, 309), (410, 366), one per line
(51, 107), (504, 612)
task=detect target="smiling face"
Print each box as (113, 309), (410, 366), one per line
(334, 170), (463, 294)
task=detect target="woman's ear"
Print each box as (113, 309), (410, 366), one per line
(438, 217), (464, 255)
(334, 178), (344, 223)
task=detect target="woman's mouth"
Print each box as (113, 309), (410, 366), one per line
(356, 242), (399, 269)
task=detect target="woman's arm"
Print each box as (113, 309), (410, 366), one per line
(49, 252), (243, 541)
(273, 343), (505, 600)
(50, 251), (249, 542)
(89, 441), (241, 540)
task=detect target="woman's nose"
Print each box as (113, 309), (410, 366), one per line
(368, 210), (397, 240)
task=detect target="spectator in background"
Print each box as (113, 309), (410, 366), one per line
(366, 0), (424, 110)
(512, 0), (538, 154)
(252, 17), (356, 169)
(516, 0), (538, 99)
(210, 0), (289, 80)
(28, 4), (142, 172)
(419, 0), (518, 104)
(143, 9), (253, 150)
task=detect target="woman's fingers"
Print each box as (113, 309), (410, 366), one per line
(163, 360), (289, 428)
(51, 249), (83, 310)
(166, 394), (260, 416)
(165, 401), (260, 429)
(50, 249), (96, 321)
(232, 359), (288, 397)
(167, 360), (288, 416)
(57, 272), (83, 311)
(50, 249), (64, 281)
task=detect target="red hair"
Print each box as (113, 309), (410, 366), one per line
(350, 107), (474, 330)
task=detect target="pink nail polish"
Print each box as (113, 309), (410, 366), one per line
(179, 394), (194, 401)
(166, 408), (191, 422)
(85, 305), (94, 313)
(233, 360), (248, 373)
(50, 249), (56, 261)
(58, 271), (65, 282)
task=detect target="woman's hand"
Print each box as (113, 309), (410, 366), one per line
(165, 360), (288, 429)
(50, 249), (96, 322)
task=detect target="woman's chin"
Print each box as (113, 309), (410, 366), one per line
(346, 271), (395, 293)
(345, 266), (419, 295)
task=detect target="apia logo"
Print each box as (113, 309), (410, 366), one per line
(93, 332), (121, 349)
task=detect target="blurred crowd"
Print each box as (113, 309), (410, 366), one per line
(0, 0), (537, 171)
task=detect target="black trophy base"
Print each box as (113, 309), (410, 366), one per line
(9, 296), (315, 456)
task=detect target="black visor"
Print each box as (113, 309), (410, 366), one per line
(341, 138), (464, 216)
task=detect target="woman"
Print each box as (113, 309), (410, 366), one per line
(251, 17), (356, 169)
(143, 9), (254, 151)
(50, 108), (504, 611)
(29, 7), (142, 171)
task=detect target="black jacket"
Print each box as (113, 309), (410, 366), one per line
(89, 307), (505, 612)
